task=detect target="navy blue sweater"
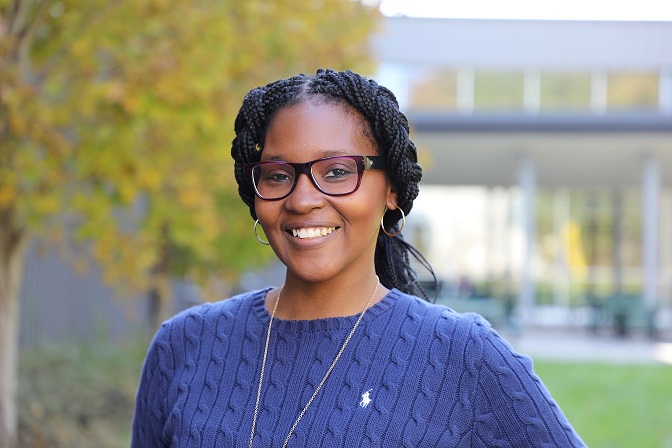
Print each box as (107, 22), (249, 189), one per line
(132, 289), (585, 447)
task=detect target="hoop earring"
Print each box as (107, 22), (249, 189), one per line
(254, 219), (270, 245)
(381, 208), (406, 237)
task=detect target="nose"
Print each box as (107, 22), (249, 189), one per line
(284, 172), (325, 213)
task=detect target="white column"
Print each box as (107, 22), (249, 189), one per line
(517, 155), (537, 323)
(485, 188), (495, 285)
(642, 153), (660, 310)
(457, 69), (474, 114)
(553, 188), (570, 307)
(591, 71), (607, 114)
(375, 63), (411, 111)
(524, 70), (541, 114)
(659, 68), (672, 116)
(612, 188), (624, 296)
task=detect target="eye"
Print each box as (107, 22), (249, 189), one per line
(259, 166), (293, 183)
(324, 167), (353, 179)
(317, 161), (357, 181)
(266, 171), (292, 183)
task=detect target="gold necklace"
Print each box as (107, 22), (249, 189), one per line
(248, 277), (380, 448)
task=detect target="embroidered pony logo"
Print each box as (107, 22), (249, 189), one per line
(359, 389), (373, 408)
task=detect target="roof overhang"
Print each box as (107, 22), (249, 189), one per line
(408, 113), (672, 188)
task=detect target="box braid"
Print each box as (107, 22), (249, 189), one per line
(231, 69), (437, 300)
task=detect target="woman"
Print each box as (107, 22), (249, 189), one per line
(132, 69), (586, 447)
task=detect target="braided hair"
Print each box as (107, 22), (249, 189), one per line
(231, 69), (436, 300)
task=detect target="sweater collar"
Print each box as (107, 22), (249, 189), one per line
(250, 287), (400, 334)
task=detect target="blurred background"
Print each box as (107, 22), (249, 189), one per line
(2, 0), (671, 446)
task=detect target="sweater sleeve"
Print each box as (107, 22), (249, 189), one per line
(131, 321), (176, 448)
(471, 326), (587, 447)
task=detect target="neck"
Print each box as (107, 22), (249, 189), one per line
(268, 272), (386, 320)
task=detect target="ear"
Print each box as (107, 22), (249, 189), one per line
(385, 189), (398, 211)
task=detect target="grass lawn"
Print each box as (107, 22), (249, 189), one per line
(534, 361), (672, 448)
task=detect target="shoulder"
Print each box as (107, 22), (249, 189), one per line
(387, 289), (493, 341)
(143, 289), (270, 373)
(149, 288), (270, 353)
(162, 288), (268, 329)
(383, 289), (496, 368)
(390, 291), (539, 386)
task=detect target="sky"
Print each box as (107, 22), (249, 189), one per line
(378, 0), (672, 21)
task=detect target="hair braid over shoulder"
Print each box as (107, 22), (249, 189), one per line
(231, 69), (435, 299)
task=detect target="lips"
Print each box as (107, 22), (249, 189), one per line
(291, 227), (336, 239)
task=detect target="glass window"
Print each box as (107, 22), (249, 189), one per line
(473, 71), (524, 111)
(607, 72), (658, 110)
(408, 70), (458, 110)
(540, 72), (592, 111)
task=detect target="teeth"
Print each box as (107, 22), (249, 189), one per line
(292, 227), (336, 239)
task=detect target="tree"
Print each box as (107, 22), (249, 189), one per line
(0, 0), (379, 444)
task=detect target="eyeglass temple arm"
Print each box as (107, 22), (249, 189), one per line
(365, 155), (387, 170)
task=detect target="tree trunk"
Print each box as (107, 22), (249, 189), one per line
(148, 275), (171, 332)
(0, 208), (26, 448)
(148, 226), (171, 332)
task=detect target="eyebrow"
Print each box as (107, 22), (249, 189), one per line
(265, 149), (352, 162)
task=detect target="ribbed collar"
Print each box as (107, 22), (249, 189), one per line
(250, 287), (401, 334)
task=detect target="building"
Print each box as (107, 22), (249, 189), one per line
(372, 17), (672, 331)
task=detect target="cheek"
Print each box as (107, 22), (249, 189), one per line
(254, 199), (277, 226)
(341, 194), (387, 231)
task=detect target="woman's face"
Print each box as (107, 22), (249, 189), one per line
(255, 100), (397, 284)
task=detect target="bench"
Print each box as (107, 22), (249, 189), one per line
(606, 294), (657, 338)
(590, 294), (657, 338)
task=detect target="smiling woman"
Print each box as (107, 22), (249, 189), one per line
(131, 69), (587, 447)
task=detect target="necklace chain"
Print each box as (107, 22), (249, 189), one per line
(248, 277), (380, 448)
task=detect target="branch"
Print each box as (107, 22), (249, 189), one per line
(6, 0), (35, 39)
(5, 0), (47, 78)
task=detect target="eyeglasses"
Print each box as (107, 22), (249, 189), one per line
(245, 155), (387, 201)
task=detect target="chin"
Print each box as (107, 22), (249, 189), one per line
(283, 260), (342, 283)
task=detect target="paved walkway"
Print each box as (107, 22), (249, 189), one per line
(499, 326), (672, 365)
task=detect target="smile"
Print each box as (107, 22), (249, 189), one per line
(291, 227), (336, 239)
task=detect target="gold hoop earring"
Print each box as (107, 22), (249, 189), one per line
(254, 219), (270, 245)
(381, 208), (405, 237)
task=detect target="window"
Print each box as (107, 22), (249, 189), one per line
(540, 72), (592, 111)
(408, 70), (458, 110)
(473, 71), (524, 111)
(607, 72), (658, 110)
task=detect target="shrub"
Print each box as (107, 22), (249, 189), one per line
(18, 338), (148, 448)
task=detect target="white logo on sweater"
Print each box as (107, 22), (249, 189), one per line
(359, 389), (373, 408)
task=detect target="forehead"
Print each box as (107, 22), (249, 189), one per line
(261, 102), (375, 162)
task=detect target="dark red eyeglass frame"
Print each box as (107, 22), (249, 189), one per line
(244, 155), (387, 201)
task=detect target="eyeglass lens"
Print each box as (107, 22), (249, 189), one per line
(252, 157), (361, 199)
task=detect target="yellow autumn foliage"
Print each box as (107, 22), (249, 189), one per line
(1, 0), (379, 290)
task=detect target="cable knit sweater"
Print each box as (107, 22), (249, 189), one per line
(132, 288), (586, 447)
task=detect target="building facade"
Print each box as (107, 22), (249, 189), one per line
(372, 17), (672, 331)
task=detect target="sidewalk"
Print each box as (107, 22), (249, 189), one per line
(499, 326), (672, 365)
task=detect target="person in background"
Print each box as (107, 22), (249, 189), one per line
(132, 68), (586, 447)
